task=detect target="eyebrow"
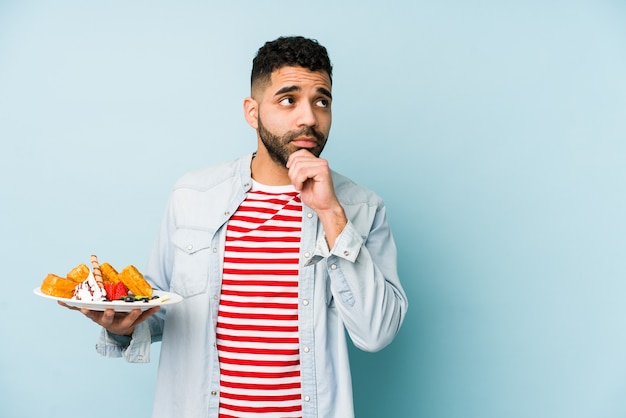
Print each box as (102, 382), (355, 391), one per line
(318, 87), (333, 100)
(274, 85), (333, 100)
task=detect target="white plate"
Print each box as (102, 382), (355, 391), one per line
(34, 288), (183, 312)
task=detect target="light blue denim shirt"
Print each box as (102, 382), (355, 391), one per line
(96, 153), (408, 418)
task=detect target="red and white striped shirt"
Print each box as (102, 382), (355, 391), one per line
(217, 181), (303, 418)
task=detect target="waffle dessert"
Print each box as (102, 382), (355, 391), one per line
(119, 265), (153, 298)
(66, 263), (90, 283)
(39, 256), (153, 301)
(100, 262), (121, 284)
(41, 274), (77, 299)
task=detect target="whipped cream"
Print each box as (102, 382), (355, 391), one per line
(72, 270), (107, 301)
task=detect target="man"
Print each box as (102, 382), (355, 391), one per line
(69, 36), (408, 418)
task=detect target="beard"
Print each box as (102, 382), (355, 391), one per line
(257, 113), (327, 167)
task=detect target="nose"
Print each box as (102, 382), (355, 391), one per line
(296, 102), (317, 127)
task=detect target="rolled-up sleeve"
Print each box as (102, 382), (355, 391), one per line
(95, 321), (152, 363)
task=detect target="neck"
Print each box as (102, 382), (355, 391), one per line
(250, 148), (291, 186)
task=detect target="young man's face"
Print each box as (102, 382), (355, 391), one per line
(253, 66), (333, 166)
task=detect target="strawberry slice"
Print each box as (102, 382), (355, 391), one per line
(112, 281), (129, 300)
(104, 282), (115, 301)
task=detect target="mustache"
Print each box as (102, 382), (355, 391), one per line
(285, 126), (325, 143)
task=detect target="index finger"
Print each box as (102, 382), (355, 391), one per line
(286, 148), (315, 168)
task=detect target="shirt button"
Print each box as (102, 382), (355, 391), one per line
(224, 211), (230, 216)
(213, 248), (217, 253)
(307, 213), (313, 218)
(187, 244), (193, 251)
(304, 252), (311, 258)
(211, 391), (217, 396)
(304, 395), (311, 402)
(213, 294), (219, 300)
(330, 264), (337, 270)
(343, 250), (349, 256)
(303, 346), (310, 353)
(302, 299), (309, 306)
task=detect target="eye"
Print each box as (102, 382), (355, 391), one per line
(316, 98), (330, 108)
(279, 97), (295, 106)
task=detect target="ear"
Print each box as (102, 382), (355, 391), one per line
(243, 97), (259, 129)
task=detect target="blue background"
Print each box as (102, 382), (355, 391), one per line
(2, 1), (626, 417)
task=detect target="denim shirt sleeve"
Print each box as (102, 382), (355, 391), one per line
(308, 220), (363, 307)
(308, 202), (408, 353)
(95, 321), (152, 363)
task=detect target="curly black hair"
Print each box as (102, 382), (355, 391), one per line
(251, 36), (333, 90)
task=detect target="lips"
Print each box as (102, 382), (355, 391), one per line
(291, 137), (318, 148)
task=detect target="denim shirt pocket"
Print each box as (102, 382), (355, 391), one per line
(171, 227), (214, 297)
